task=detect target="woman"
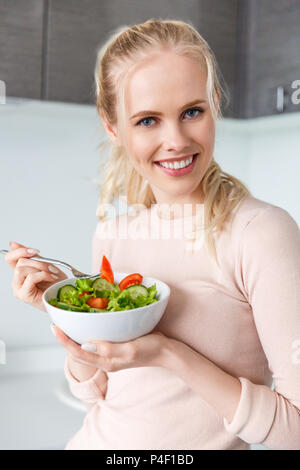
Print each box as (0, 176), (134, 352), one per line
(6, 19), (300, 450)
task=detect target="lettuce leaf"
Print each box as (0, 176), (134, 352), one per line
(106, 284), (159, 311)
(75, 278), (94, 293)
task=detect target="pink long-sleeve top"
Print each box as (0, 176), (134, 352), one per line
(64, 195), (300, 450)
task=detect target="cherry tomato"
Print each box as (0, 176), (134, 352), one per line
(119, 273), (143, 291)
(86, 297), (109, 309)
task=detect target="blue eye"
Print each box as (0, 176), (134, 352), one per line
(184, 108), (203, 119)
(137, 117), (156, 127)
(135, 107), (204, 127)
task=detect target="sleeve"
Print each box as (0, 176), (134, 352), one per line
(64, 355), (107, 405)
(62, 220), (114, 405)
(223, 206), (300, 450)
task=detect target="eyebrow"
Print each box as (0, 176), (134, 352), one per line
(129, 99), (207, 120)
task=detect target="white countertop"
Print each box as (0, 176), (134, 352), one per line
(0, 345), (85, 450)
(0, 370), (85, 450)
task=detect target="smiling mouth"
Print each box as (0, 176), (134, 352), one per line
(154, 153), (198, 168)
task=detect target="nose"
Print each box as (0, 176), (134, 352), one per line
(162, 122), (192, 153)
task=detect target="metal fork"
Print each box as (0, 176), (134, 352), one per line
(0, 249), (101, 280)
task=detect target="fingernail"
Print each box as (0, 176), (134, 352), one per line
(50, 323), (56, 336)
(51, 274), (59, 279)
(48, 265), (59, 274)
(81, 343), (97, 352)
(27, 248), (40, 254)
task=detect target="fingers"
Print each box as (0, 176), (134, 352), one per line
(80, 339), (136, 372)
(10, 241), (25, 250)
(6, 241), (66, 280)
(7, 241), (68, 311)
(16, 257), (61, 276)
(13, 267), (57, 300)
(21, 268), (56, 291)
(84, 340), (135, 361)
(13, 262), (58, 288)
(5, 242), (40, 269)
(13, 265), (36, 290)
(52, 325), (111, 370)
(52, 325), (82, 356)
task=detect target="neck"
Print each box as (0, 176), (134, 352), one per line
(153, 201), (204, 220)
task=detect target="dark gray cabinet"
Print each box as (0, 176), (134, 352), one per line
(237, 0), (300, 118)
(0, 0), (44, 99)
(46, 0), (108, 104)
(45, 0), (237, 109)
(191, 0), (239, 118)
(1, 0), (299, 118)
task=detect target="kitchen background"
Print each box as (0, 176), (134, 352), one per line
(0, 0), (299, 450)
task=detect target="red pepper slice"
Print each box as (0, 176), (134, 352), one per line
(119, 273), (143, 291)
(100, 255), (114, 284)
(86, 297), (109, 309)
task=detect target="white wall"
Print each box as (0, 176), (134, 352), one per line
(215, 114), (300, 222)
(1, 98), (300, 352)
(0, 98), (105, 349)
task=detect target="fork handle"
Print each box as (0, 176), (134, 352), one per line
(1, 249), (74, 273)
(27, 255), (74, 272)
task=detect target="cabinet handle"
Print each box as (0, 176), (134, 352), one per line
(276, 86), (286, 112)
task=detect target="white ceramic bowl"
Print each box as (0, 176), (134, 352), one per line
(42, 272), (170, 344)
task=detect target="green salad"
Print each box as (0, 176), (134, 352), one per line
(48, 276), (159, 313)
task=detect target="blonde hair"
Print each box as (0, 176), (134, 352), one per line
(93, 18), (251, 265)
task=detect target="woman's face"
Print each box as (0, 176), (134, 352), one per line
(109, 51), (216, 206)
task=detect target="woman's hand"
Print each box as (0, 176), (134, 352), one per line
(5, 241), (68, 312)
(51, 325), (173, 373)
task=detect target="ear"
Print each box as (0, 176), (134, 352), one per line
(100, 110), (121, 146)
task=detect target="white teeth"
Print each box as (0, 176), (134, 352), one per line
(159, 155), (194, 169)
